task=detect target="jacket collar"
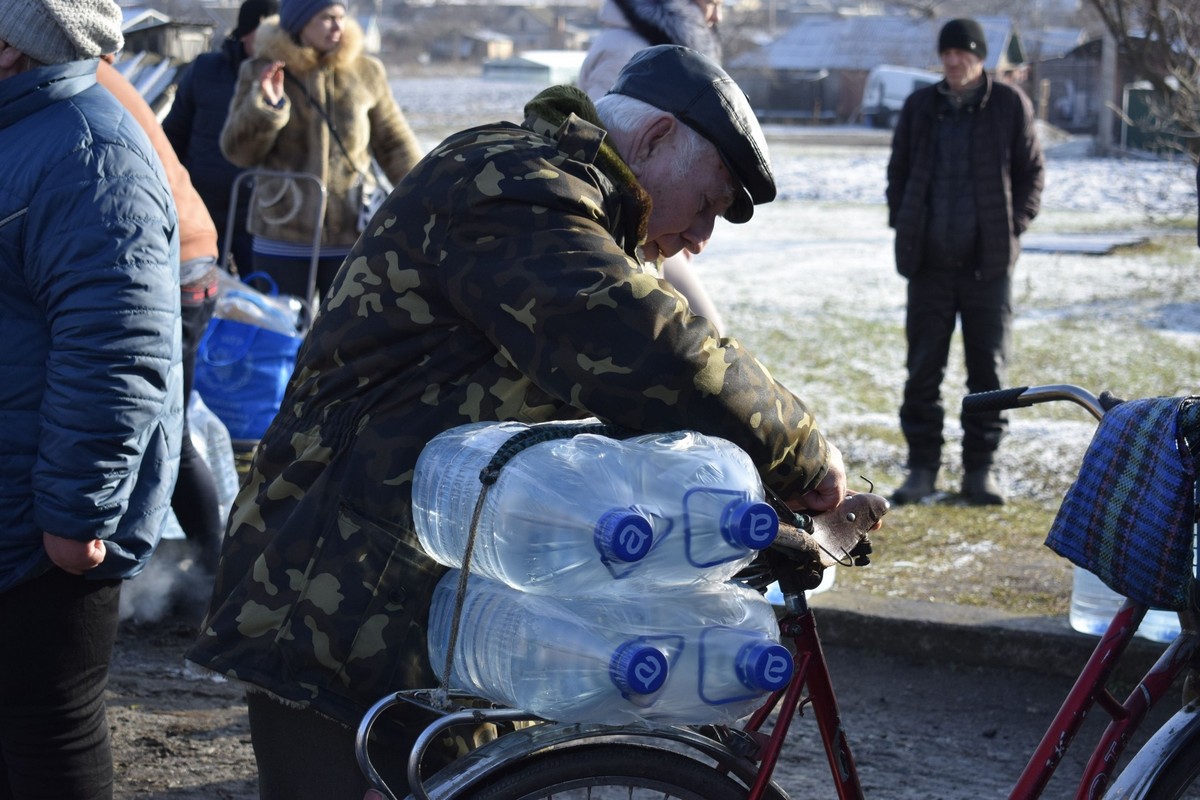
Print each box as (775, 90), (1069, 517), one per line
(252, 14), (365, 73)
(937, 69), (993, 110)
(523, 85), (650, 253)
(220, 35), (248, 65)
(0, 60), (97, 133)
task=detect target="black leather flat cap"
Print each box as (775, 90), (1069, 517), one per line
(608, 44), (775, 223)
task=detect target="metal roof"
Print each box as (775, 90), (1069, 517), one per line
(1021, 26), (1089, 61)
(731, 14), (1021, 74)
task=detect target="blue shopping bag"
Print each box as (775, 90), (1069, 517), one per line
(194, 273), (305, 442)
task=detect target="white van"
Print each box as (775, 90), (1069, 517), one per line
(860, 65), (941, 128)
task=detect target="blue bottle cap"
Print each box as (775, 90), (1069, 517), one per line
(594, 509), (655, 563)
(609, 642), (669, 695)
(735, 641), (794, 691)
(722, 500), (779, 549)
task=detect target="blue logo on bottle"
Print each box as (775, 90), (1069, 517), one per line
(595, 508), (655, 566)
(609, 641), (670, 696)
(736, 641), (794, 692)
(682, 490), (779, 567)
(732, 501), (779, 548)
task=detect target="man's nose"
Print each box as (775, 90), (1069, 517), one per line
(684, 221), (716, 254)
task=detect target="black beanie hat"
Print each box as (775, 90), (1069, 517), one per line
(938, 18), (987, 60)
(233, 0), (279, 38)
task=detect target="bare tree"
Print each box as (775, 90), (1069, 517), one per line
(1084, 0), (1200, 159)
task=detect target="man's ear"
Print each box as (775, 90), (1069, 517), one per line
(627, 114), (677, 175)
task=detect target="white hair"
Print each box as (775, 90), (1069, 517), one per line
(595, 93), (712, 172)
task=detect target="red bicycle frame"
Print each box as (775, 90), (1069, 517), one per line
(734, 590), (1195, 800)
(741, 591), (864, 800)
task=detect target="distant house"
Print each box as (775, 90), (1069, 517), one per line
(430, 29), (515, 62)
(489, 6), (588, 52)
(482, 50), (586, 84)
(113, 6), (219, 115)
(121, 6), (215, 64)
(409, 3), (588, 64)
(728, 14), (1029, 124)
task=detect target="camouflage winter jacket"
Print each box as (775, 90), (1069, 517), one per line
(188, 86), (833, 727)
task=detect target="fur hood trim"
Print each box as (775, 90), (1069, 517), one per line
(599, 0), (720, 61)
(252, 13), (364, 73)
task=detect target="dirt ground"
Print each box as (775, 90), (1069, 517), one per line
(108, 552), (257, 800)
(108, 621), (257, 800)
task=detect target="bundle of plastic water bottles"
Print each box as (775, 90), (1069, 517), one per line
(414, 419), (795, 726)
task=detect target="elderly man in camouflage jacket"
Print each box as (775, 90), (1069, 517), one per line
(188, 45), (847, 799)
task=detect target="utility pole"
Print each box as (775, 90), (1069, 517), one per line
(1096, 27), (1117, 155)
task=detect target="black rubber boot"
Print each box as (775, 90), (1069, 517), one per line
(891, 467), (938, 505)
(963, 469), (1005, 506)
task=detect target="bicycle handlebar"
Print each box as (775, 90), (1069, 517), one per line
(962, 384), (1106, 421)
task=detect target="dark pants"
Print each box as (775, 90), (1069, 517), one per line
(246, 693), (451, 800)
(900, 266), (1011, 472)
(0, 569), (121, 800)
(174, 273), (223, 571)
(197, 181), (253, 275)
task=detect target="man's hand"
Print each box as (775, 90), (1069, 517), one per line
(794, 442), (847, 513)
(43, 532), (106, 575)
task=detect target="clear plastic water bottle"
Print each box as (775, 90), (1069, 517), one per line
(427, 570), (793, 725)
(413, 422), (778, 592)
(157, 393), (239, 545)
(649, 582), (795, 723)
(1069, 565), (1180, 643)
(764, 564), (837, 605)
(428, 569), (671, 725)
(631, 430), (780, 573)
(188, 391), (239, 521)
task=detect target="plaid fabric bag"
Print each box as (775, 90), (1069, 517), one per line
(1044, 396), (1199, 611)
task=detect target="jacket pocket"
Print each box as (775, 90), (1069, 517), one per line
(279, 501), (447, 706)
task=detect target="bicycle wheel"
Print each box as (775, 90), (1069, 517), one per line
(462, 743), (753, 799)
(1143, 730), (1200, 799)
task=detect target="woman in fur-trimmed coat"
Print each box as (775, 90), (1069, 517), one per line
(220, 2), (422, 301)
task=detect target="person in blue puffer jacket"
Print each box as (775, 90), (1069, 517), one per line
(0, 0), (182, 796)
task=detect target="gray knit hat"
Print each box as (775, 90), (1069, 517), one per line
(0, 0), (124, 65)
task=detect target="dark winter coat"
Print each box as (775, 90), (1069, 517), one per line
(187, 87), (833, 727)
(578, 0), (721, 98)
(163, 37), (249, 227)
(220, 16), (422, 247)
(0, 60), (183, 593)
(886, 72), (1044, 280)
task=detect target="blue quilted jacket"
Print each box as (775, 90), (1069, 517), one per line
(0, 59), (183, 592)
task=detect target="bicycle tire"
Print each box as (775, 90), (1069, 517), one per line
(460, 742), (753, 800)
(1143, 729), (1200, 799)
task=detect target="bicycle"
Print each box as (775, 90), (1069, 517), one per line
(356, 383), (1200, 800)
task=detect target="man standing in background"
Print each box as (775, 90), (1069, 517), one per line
(887, 18), (1044, 506)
